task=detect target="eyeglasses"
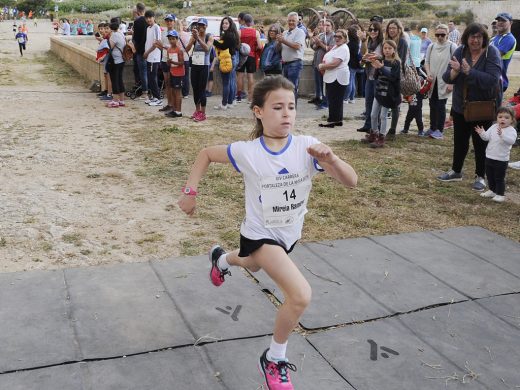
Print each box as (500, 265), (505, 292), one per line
(435, 33), (446, 37)
(368, 28), (378, 32)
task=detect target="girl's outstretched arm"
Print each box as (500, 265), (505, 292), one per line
(178, 145), (230, 215)
(307, 143), (357, 188)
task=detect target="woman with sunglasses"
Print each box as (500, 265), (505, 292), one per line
(385, 19), (409, 139)
(317, 29), (350, 127)
(260, 24), (283, 76)
(358, 22), (384, 133)
(423, 24), (458, 140)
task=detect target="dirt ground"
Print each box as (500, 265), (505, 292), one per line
(0, 21), (367, 273)
(0, 21), (199, 273)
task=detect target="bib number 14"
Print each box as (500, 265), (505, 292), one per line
(283, 189), (296, 201)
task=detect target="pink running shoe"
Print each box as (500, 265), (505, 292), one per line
(258, 349), (297, 390)
(118, 101), (126, 107)
(190, 111), (200, 119)
(208, 245), (230, 287)
(107, 100), (120, 108)
(196, 112), (207, 121)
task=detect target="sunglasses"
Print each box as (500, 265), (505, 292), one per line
(435, 33), (446, 37)
(368, 28), (378, 32)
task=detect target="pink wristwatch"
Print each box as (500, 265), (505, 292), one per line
(182, 186), (198, 196)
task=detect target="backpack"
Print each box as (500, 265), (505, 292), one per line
(260, 42), (281, 72)
(122, 42), (134, 61)
(238, 42), (250, 68)
(217, 46), (232, 73)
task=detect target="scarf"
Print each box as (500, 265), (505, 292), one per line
(427, 41), (454, 99)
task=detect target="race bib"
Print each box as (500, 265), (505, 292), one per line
(191, 51), (205, 65)
(18, 37), (25, 43)
(260, 171), (312, 228)
(169, 53), (178, 62)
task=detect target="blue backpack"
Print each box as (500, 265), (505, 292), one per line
(260, 42), (281, 72)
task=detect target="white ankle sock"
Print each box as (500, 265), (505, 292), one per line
(217, 254), (230, 270)
(267, 338), (288, 362)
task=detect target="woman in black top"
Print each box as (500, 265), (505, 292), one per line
(213, 16), (240, 109)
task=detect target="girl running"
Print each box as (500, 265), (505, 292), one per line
(178, 75), (357, 390)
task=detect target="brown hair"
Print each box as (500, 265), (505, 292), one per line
(382, 39), (400, 63)
(460, 22), (489, 48)
(249, 76), (295, 139)
(497, 106), (517, 127)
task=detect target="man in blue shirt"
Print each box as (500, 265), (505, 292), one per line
(490, 12), (516, 91)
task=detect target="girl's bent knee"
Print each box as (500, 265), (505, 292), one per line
(288, 285), (312, 309)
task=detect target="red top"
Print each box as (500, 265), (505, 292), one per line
(168, 47), (185, 77)
(240, 28), (257, 58)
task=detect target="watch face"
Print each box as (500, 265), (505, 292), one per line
(184, 187), (191, 194)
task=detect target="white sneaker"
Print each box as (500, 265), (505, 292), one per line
(348, 99), (355, 104)
(214, 104), (228, 110)
(480, 190), (496, 198)
(492, 195), (505, 203)
(144, 97), (154, 104)
(509, 161), (520, 170)
(148, 99), (163, 106)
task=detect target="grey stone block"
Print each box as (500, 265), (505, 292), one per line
(307, 313), (486, 390)
(0, 363), (86, 390)
(0, 270), (79, 372)
(65, 262), (194, 359)
(432, 226), (520, 278)
(202, 334), (354, 389)
(476, 294), (520, 329)
(372, 230), (520, 298)
(398, 299), (520, 389)
(151, 255), (277, 341)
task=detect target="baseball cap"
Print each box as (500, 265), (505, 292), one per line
(164, 13), (176, 21)
(495, 12), (513, 22)
(197, 17), (208, 26)
(420, 27), (428, 33)
(167, 30), (179, 38)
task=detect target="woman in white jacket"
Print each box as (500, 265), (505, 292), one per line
(424, 24), (458, 139)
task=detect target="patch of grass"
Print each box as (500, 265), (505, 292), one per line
(136, 233), (165, 245)
(0, 237), (6, 247)
(129, 114), (520, 257)
(161, 125), (186, 134)
(35, 52), (87, 87)
(41, 242), (53, 252)
(62, 233), (83, 247)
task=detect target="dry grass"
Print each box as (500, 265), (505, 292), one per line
(129, 115), (520, 256)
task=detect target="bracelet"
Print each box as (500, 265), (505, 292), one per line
(181, 186), (198, 196)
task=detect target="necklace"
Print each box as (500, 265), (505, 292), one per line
(263, 134), (289, 139)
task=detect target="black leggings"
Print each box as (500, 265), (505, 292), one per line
(485, 158), (508, 195)
(404, 94), (424, 131)
(109, 62), (125, 95)
(18, 43), (26, 55)
(191, 65), (209, 107)
(451, 111), (490, 177)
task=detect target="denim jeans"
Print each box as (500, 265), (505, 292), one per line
(283, 59), (303, 99)
(345, 68), (363, 101)
(371, 99), (390, 135)
(313, 66), (324, 100)
(228, 52), (239, 105)
(363, 78), (376, 129)
(134, 53), (148, 92)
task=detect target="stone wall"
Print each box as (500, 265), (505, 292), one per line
(49, 35), (316, 97)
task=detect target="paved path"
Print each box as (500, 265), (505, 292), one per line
(1, 226), (519, 389)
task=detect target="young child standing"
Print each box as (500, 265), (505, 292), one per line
(367, 40), (401, 148)
(165, 30), (185, 118)
(143, 10), (162, 106)
(178, 76), (357, 390)
(474, 106), (518, 203)
(15, 26), (28, 56)
(95, 23), (113, 101)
